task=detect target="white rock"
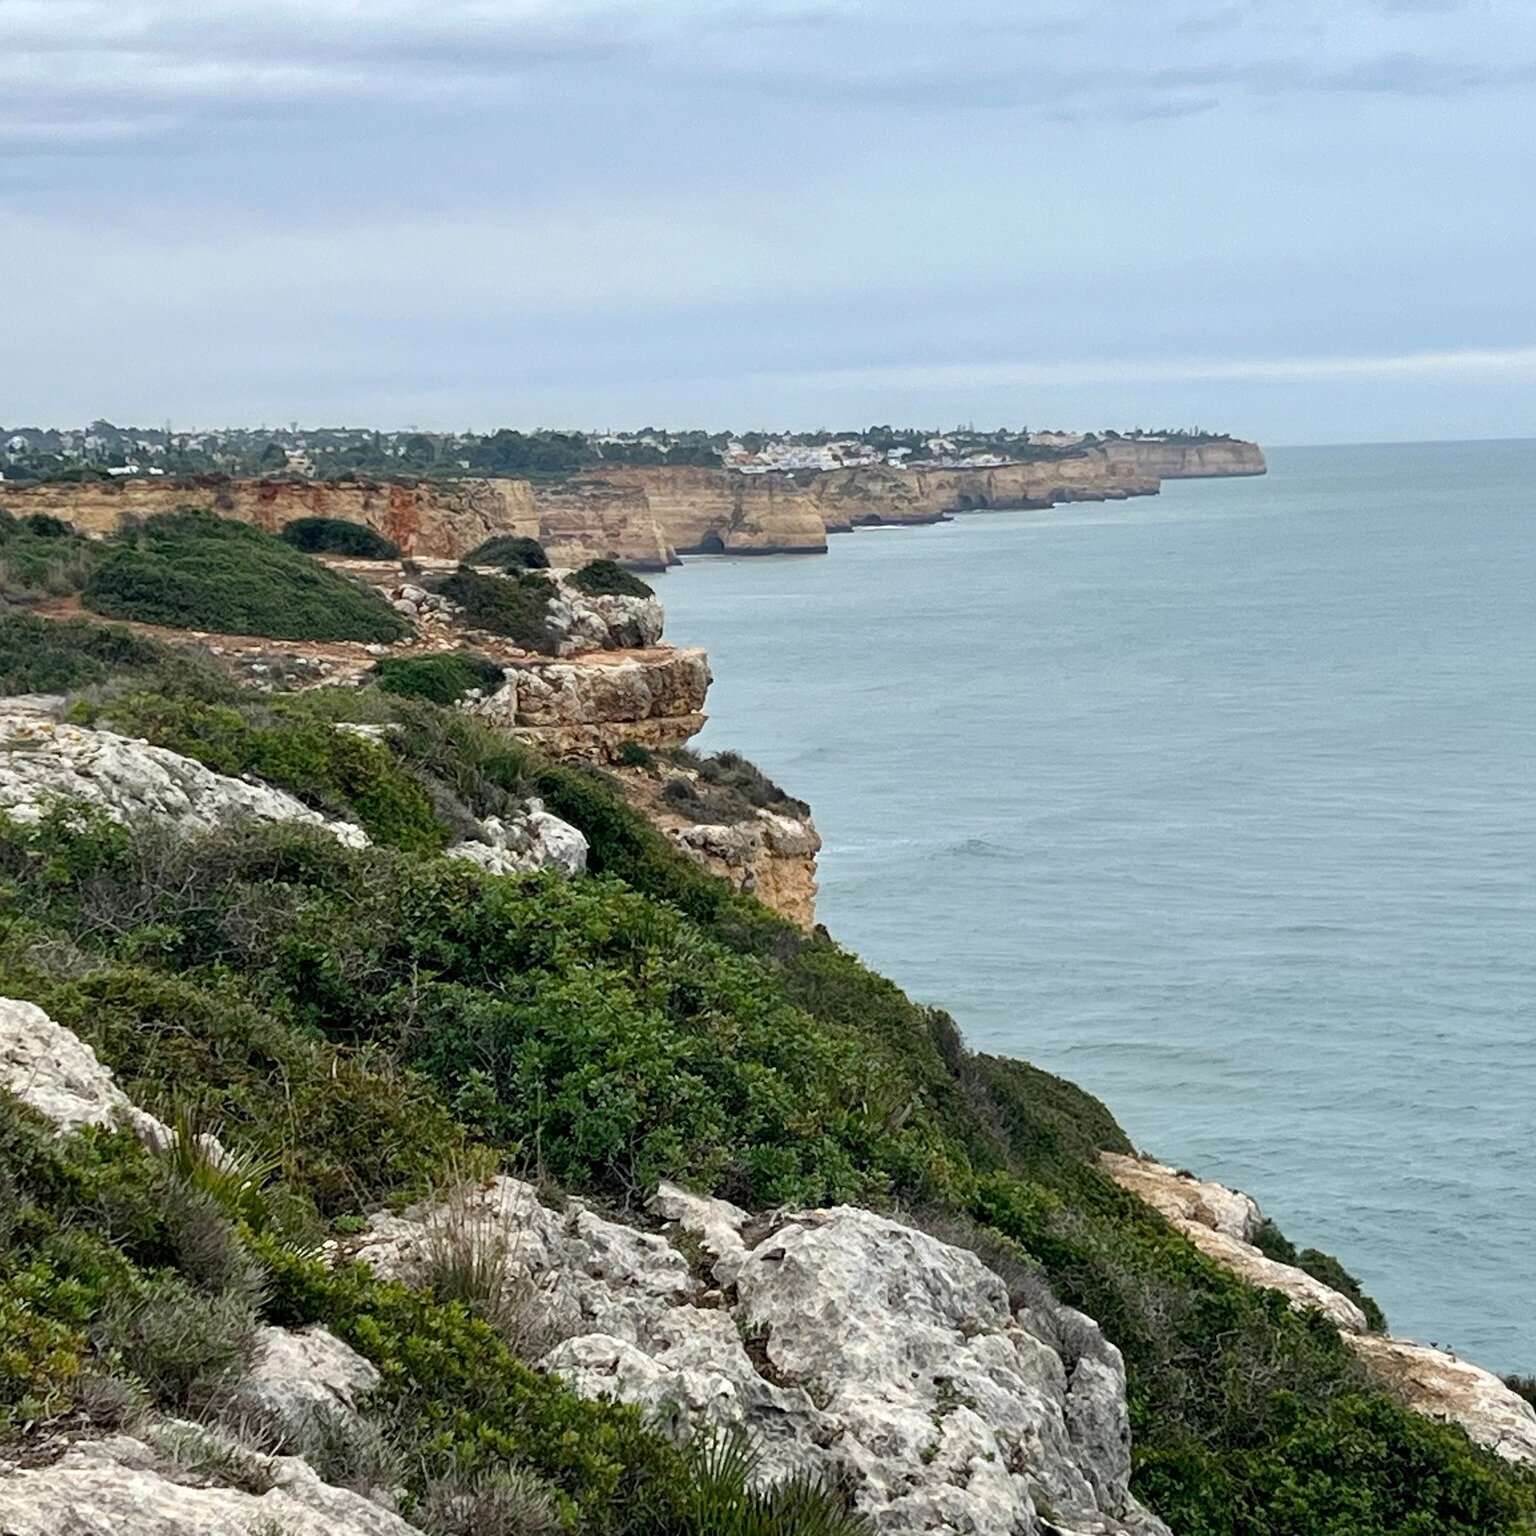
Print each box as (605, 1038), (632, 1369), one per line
(0, 1425), (418, 1536)
(355, 1179), (1166, 1534)
(1099, 1152), (1261, 1241)
(1100, 1154), (1367, 1331)
(232, 1326), (381, 1442)
(444, 799), (588, 877)
(0, 713), (369, 849)
(0, 996), (170, 1149)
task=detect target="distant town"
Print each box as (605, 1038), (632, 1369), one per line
(0, 422), (1236, 484)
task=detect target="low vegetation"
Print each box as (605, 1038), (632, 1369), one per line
(436, 566), (557, 651)
(465, 535), (550, 571)
(0, 509), (98, 604)
(0, 624), (1530, 1536)
(569, 560), (653, 600)
(278, 517), (401, 560)
(658, 747), (811, 824)
(81, 509), (408, 643)
(372, 652), (507, 704)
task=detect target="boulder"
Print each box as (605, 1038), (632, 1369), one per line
(354, 1177), (1167, 1535)
(445, 800), (589, 877)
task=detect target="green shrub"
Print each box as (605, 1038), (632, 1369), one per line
(278, 517), (400, 559)
(569, 560), (653, 600)
(437, 566), (556, 651)
(616, 740), (656, 770)
(0, 613), (170, 695)
(1296, 1248), (1388, 1333)
(373, 652), (506, 704)
(81, 509), (408, 642)
(94, 1279), (259, 1414)
(0, 509), (98, 603)
(465, 535), (550, 571)
(93, 693), (449, 851)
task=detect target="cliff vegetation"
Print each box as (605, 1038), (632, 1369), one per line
(0, 603), (1530, 1535)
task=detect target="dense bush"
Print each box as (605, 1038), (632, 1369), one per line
(81, 509), (409, 642)
(278, 517), (400, 560)
(0, 508), (98, 603)
(465, 535), (550, 570)
(569, 559), (653, 599)
(0, 613), (171, 695)
(92, 692), (450, 850)
(372, 652), (506, 704)
(438, 566), (556, 651)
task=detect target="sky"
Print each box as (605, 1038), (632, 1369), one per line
(3, 0), (1534, 444)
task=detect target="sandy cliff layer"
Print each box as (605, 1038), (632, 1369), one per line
(1, 438), (1262, 565)
(1099, 439), (1267, 478)
(579, 465), (828, 557)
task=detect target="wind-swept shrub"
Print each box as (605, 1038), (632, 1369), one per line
(278, 516), (400, 559)
(437, 566), (556, 651)
(568, 560), (653, 600)
(82, 509), (408, 642)
(465, 535), (550, 571)
(373, 652), (506, 704)
(0, 509), (98, 603)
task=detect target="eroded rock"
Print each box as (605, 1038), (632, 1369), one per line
(445, 800), (588, 877)
(353, 1176), (1167, 1535)
(1346, 1335), (1536, 1467)
(0, 712), (369, 848)
(0, 996), (170, 1149)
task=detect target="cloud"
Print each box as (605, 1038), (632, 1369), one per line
(751, 346), (1536, 394)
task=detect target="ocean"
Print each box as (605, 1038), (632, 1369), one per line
(652, 440), (1536, 1375)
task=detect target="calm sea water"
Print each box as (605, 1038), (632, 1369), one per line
(653, 441), (1536, 1374)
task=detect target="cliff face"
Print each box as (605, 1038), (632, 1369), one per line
(1098, 439), (1267, 478)
(466, 648), (711, 763)
(0, 476), (541, 559)
(811, 452), (1160, 527)
(2, 437), (1262, 566)
(578, 466), (827, 557)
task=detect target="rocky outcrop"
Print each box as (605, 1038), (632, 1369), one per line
(0, 710), (371, 849)
(1102, 1153), (1536, 1468)
(669, 811), (821, 929)
(1098, 439), (1266, 478)
(445, 800), (588, 877)
(0, 1423), (419, 1536)
(466, 648), (710, 762)
(231, 1326), (382, 1446)
(353, 1175), (1168, 1536)
(1100, 1154), (1366, 1332)
(1345, 1335), (1536, 1467)
(0, 996), (171, 1148)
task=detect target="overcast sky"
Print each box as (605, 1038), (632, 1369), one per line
(3, 0), (1534, 442)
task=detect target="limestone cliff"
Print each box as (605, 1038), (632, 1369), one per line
(578, 466), (828, 557)
(1098, 438), (1267, 478)
(2, 437), (1262, 567)
(810, 451), (1160, 527)
(1102, 1153), (1536, 1468)
(0, 476), (542, 559)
